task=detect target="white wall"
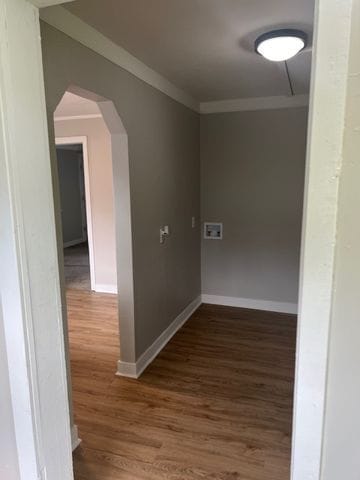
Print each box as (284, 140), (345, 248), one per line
(291, 0), (356, 478)
(0, 1), (73, 478)
(55, 116), (117, 291)
(320, 0), (360, 476)
(0, 302), (20, 480)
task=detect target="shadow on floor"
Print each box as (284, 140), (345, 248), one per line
(64, 242), (90, 290)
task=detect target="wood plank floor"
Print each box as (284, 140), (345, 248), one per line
(66, 289), (297, 480)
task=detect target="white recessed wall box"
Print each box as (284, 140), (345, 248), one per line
(204, 222), (223, 240)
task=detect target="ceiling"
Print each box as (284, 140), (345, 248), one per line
(64, 0), (314, 102)
(54, 91), (100, 118)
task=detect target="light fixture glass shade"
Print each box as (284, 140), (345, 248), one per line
(255, 29), (306, 62)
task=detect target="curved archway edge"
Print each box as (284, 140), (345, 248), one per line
(59, 85), (136, 364)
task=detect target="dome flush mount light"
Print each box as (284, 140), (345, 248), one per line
(255, 29), (307, 62)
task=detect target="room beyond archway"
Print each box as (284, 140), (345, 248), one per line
(52, 86), (136, 449)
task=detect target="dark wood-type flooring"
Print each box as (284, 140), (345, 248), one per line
(67, 289), (296, 480)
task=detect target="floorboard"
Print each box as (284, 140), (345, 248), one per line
(64, 243), (90, 290)
(66, 289), (296, 480)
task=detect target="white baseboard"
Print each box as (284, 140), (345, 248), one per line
(94, 283), (118, 294)
(116, 360), (138, 378)
(201, 294), (298, 314)
(63, 238), (85, 248)
(71, 424), (81, 451)
(117, 295), (202, 379)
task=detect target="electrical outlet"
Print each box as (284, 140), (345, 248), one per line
(160, 225), (170, 244)
(192, 216), (196, 228)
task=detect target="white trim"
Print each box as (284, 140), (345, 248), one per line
(117, 296), (202, 378)
(0, 1), (73, 478)
(116, 361), (137, 379)
(63, 238), (85, 248)
(31, 0), (73, 7)
(116, 293), (297, 381)
(54, 113), (102, 122)
(291, 0), (354, 477)
(39, 5), (311, 117)
(56, 136), (96, 292)
(94, 98), (136, 363)
(39, 4), (312, 117)
(70, 424), (81, 451)
(77, 150), (88, 244)
(94, 284), (117, 294)
(200, 94), (309, 114)
(56, 89), (136, 366)
(201, 294), (298, 315)
(40, 6), (198, 112)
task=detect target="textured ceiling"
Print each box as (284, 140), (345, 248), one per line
(65, 0), (314, 102)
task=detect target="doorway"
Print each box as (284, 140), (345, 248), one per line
(1, 1), (356, 480)
(53, 91), (119, 451)
(56, 141), (92, 291)
(52, 86), (136, 452)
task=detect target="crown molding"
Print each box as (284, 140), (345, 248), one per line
(200, 94), (309, 114)
(40, 7), (309, 116)
(40, 6), (199, 112)
(54, 113), (102, 122)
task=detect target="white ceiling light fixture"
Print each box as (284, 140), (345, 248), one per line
(255, 29), (307, 62)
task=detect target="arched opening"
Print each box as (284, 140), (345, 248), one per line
(51, 85), (135, 449)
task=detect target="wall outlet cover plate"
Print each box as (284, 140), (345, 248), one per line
(204, 222), (223, 239)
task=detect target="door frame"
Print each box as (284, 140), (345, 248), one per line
(55, 136), (96, 291)
(0, 0), (356, 479)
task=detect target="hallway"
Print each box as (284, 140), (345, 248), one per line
(64, 243), (91, 291)
(67, 290), (296, 480)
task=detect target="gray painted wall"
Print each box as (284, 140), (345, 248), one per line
(56, 147), (85, 246)
(41, 22), (201, 358)
(201, 108), (308, 305)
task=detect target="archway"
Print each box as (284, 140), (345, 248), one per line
(52, 85), (136, 447)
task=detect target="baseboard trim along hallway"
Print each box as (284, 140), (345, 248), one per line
(117, 295), (202, 378)
(94, 283), (118, 294)
(201, 294), (298, 315)
(117, 294), (296, 378)
(71, 424), (81, 451)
